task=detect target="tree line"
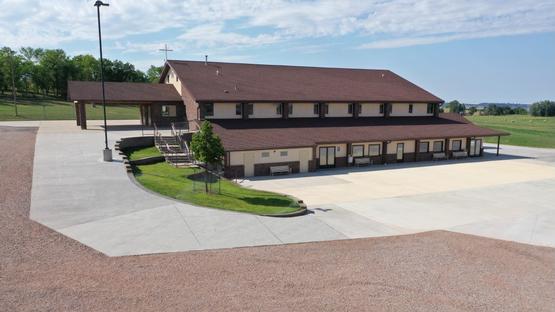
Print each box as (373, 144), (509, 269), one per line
(0, 47), (163, 99)
(446, 100), (555, 117)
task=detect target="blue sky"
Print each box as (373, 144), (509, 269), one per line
(1, 0), (554, 103)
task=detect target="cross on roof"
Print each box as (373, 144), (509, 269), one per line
(159, 44), (173, 62)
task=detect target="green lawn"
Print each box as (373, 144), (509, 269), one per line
(126, 146), (162, 161)
(467, 115), (555, 148)
(0, 98), (140, 121)
(134, 161), (301, 215)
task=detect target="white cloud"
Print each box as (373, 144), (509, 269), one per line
(177, 23), (281, 48)
(0, 0), (554, 51)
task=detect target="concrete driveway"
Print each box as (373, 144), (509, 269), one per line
(4, 119), (554, 256)
(243, 145), (555, 248)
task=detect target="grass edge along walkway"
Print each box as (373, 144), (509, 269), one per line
(133, 161), (301, 216)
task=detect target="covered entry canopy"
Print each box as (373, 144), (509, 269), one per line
(67, 81), (184, 129)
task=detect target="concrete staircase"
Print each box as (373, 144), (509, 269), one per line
(154, 124), (195, 167)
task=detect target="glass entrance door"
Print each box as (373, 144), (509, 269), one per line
(396, 143), (404, 161)
(469, 139), (482, 156)
(319, 146), (336, 168)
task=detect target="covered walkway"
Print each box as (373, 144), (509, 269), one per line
(67, 81), (184, 129)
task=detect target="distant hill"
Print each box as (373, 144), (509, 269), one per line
(463, 103), (530, 110)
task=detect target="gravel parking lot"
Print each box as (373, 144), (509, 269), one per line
(2, 125), (555, 311)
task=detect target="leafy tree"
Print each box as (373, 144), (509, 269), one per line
(190, 121), (225, 192)
(72, 54), (99, 81)
(446, 100), (465, 114)
(467, 106), (477, 115)
(530, 101), (555, 117)
(146, 65), (163, 82)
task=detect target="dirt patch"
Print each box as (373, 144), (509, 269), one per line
(1, 126), (554, 311)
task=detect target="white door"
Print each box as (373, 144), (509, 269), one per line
(469, 139), (482, 156)
(243, 152), (255, 176)
(299, 149), (310, 173)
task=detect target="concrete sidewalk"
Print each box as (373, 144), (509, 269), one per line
(20, 121), (369, 256)
(4, 120), (554, 256)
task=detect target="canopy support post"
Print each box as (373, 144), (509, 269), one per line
(496, 136), (500, 156)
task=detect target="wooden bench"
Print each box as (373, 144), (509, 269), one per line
(452, 151), (468, 159)
(354, 157), (371, 166)
(433, 152), (447, 160)
(270, 165), (291, 176)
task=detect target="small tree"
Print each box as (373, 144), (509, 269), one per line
(190, 121), (225, 193)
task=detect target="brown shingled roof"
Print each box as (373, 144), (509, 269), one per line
(211, 114), (508, 151)
(164, 60), (443, 103)
(67, 81), (182, 103)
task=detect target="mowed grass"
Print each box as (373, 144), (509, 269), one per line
(0, 98), (140, 121)
(134, 161), (301, 215)
(126, 146), (162, 161)
(467, 115), (555, 148)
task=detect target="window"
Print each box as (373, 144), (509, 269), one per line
(235, 103), (242, 115)
(352, 145), (364, 157)
(452, 140), (462, 151)
(204, 103), (214, 117)
(276, 103), (282, 115)
(247, 103), (253, 115)
(409, 104), (413, 113)
(280, 151), (288, 157)
(324, 103), (329, 115)
(433, 141), (444, 152)
(419, 141), (429, 153)
(288, 103), (293, 115)
(161, 105), (169, 117)
(379, 103), (384, 114)
(427, 103), (434, 114)
(313, 103), (319, 115)
(348, 103), (353, 114)
(261, 151), (270, 158)
(368, 144), (381, 156)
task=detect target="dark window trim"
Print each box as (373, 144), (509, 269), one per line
(452, 139), (463, 151)
(368, 143), (381, 156)
(204, 102), (214, 117)
(379, 103), (384, 114)
(288, 103), (293, 115)
(419, 141), (429, 153)
(276, 103), (282, 115)
(313, 103), (319, 115)
(247, 103), (254, 115)
(433, 140), (444, 152)
(348, 103), (353, 114)
(235, 103), (242, 115)
(427, 103), (434, 114)
(409, 104), (413, 113)
(351, 144), (364, 157)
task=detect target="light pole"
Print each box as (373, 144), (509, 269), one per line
(95, 0), (112, 161)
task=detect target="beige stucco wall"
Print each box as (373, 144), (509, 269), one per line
(289, 103), (318, 118)
(326, 103), (352, 117)
(165, 68), (183, 96)
(390, 103), (432, 117)
(387, 140), (416, 154)
(359, 103), (384, 117)
(350, 142), (383, 156)
(316, 144), (347, 157)
(205, 103), (241, 119)
(229, 147), (313, 176)
(251, 103), (282, 118)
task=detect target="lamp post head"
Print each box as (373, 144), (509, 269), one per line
(94, 1), (109, 7)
